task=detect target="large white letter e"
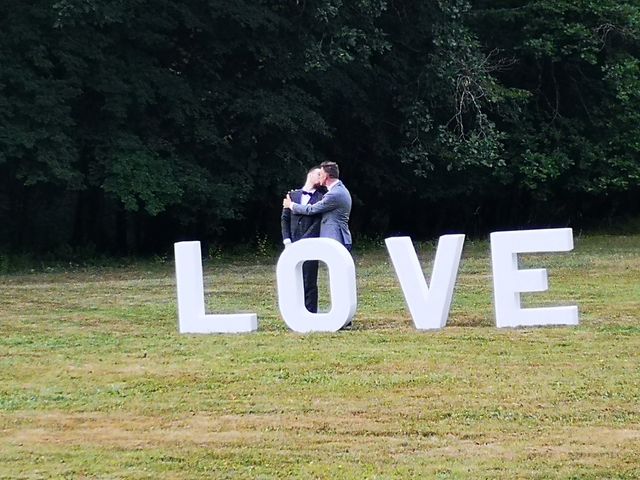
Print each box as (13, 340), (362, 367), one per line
(490, 228), (579, 328)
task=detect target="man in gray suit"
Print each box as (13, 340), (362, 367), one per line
(283, 161), (352, 252)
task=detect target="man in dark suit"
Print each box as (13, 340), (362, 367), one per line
(281, 166), (325, 313)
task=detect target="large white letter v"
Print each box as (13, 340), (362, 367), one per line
(385, 235), (465, 330)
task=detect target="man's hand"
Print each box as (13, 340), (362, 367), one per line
(283, 193), (292, 209)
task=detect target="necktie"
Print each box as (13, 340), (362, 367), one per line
(300, 190), (313, 206)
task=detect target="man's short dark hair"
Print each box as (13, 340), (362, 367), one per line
(320, 161), (339, 179)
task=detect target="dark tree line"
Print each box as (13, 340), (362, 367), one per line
(1, 0), (639, 254)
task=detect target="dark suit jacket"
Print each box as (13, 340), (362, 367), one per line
(281, 189), (324, 242)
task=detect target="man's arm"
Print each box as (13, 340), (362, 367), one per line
(290, 190), (341, 216)
(281, 206), (292, 245)
(281, 190), (297, 245)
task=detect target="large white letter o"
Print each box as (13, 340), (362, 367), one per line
(276, 238), (357, 333)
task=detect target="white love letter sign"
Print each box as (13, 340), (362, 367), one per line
(276, 238), (357, 333)
(385, 234), (465, 329)
(173, 228), (580, 334)
(174, 241), (258, 333)
(490, 228), (579, 328)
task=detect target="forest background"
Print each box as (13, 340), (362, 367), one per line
(1, 0), (639, 255)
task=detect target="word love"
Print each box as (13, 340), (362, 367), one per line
(174, 228), (579, 334)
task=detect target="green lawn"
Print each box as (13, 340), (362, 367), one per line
(1, 234), (639, 479)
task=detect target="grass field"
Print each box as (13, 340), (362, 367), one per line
(1, 234), (639, 479)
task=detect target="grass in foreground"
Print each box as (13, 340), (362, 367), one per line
(0, 234), (639, 479)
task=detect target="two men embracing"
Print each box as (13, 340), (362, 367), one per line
(281, 161), (352, 315)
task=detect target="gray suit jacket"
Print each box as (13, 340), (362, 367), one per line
(291, 180), (352, 246)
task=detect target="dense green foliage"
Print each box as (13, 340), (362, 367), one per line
(1, 0), (638, 253)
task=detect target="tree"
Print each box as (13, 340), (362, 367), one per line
(1, 0), (638, 255)
(470, 0), (640, 225)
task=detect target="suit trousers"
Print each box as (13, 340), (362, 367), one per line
(302, 260), (319, 313)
